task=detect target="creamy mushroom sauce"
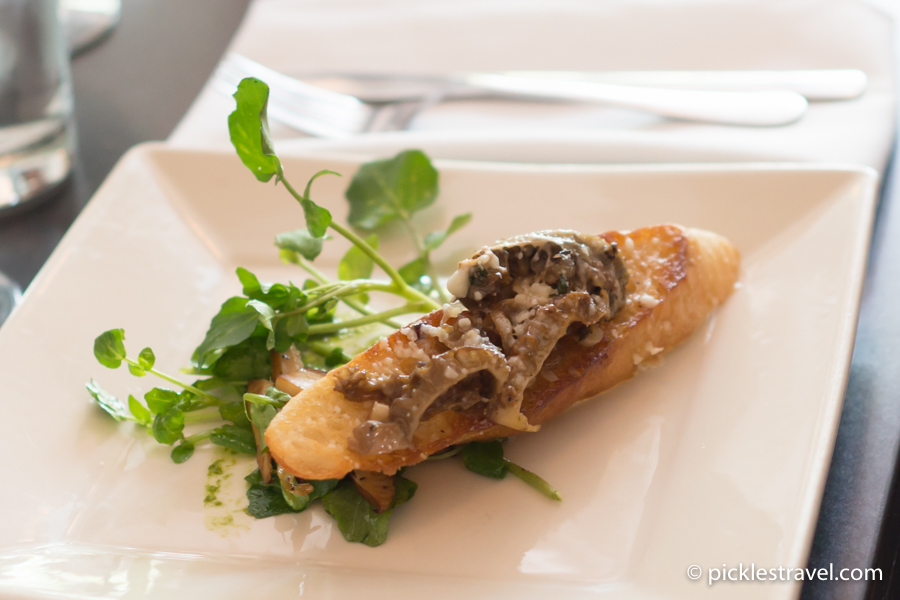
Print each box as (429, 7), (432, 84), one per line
(334, 230), (629, 455)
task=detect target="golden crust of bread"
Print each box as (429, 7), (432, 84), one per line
(266, 225), (740, 480)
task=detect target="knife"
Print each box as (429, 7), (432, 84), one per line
(298, 69), (866, 103)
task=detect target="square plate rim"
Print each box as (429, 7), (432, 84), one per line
(0, 141), (880, 600)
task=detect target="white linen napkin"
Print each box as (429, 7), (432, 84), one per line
(169, 0), (896, 171)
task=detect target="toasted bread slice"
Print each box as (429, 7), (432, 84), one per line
(266, 225), (740, 480)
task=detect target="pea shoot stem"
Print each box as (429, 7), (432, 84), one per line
(279, 175), (440, 313)
(124, 358), (221, 404)
(185, 430), (213, 444)
(306, 304), (425, 335)
(504, 460), (562, 501)
(293, 256), (405, 329)
(400, 218), (449, 303)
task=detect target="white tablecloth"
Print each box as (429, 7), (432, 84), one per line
(170, 0), (896, 171)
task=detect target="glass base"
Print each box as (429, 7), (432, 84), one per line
(60, 0), (121, 55)
(0, 124), (73, 211)
(0, 270), (22, 327)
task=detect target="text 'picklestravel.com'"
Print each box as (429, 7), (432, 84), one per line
(686, 564), (881, 586)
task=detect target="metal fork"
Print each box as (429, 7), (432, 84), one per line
(213, 53), (811, 136)
(213, 54), (445, 138)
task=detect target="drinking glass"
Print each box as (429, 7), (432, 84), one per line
(0, 0), (75, 211)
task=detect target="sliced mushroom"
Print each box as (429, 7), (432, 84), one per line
(352, 345), (509, 455)
(491, 292), (602, 429)
(271, 346), (304, 379)
(275, 368), (327, 397)
(453, 230), (628, 316)
(247, 379), (274, 483)
(351, 470), (395, 513)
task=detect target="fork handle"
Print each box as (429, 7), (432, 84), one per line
(462, 73), (808, 127)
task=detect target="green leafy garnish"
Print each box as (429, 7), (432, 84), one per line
(138, 347), (156, 370)
(145, 387), (179, 414)
(127, 395), (153, 426)
(152, 406), (185, 445)
(243, 386), (289, 453)
(209, 424), (256, 455)
(462, 441), (561, 501)
(171, 440), (195, 464)
(228, 77), (282, 183)
(321, 475), (417, 547)
(344, 149), (470, 302)
(193, 297), (261, 368)
(345, 150), (438, 229)
(245, 470), (298, 518)
(462, 440), (507, 478)
(245, 469), (338, 518)
(87, 77), (559, 548)
(274, 229), (326, 261)
(219, 401), (252, 428)
(424, 212), (472, 252)
(86, 379), (131, 421)
(298, 170), (338, 237)
(211, 337), (271, 381)
(93, 329), (126, 369)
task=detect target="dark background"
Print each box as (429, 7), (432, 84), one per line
(0, 0), (250, 285)
(1, 1), (899, 598)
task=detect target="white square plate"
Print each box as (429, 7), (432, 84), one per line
(0, 144), (877, 600)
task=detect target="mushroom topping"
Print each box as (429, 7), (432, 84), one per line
(349, 345), (510, 455)
(334, 230), (629, 456)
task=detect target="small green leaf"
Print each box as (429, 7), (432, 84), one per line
(228, 78), (282, 183)
(248, 403), (276, 454)
(283, 313), (308, 338)
(219, 401), (252, 428)
(236, 267), (263, 298)
(297, 170), (339, 238)
(93, 329), (127, 369)
(193, 297), (260, 367)
(128, 395), (153, 426)
(246, 481), (296, 518)
(424, 212), (472, 252)
(171, 441), (195, 464)
(138, 347), (156, 370)
(398, 257), (428, 288)
(274, 229), (326, 261)
(245, 470), (295, 518)
(346, 150), (439, 229)
(127, 363), (146, 377)
(321, 474), (417, 547)
(244, 469), (340, 519)
(338, 234), (379, 281)
(325, 347), (348, 369)
(243, 387), (291, 409)
(321, 479), (391, 546)
(210, 424), (256, 455)
(235, 268), (300, 311)
(86, 379), (131, 421)
(211, 336), (271, 381)
(144, 387), (180, 414)
(247, 300), (276, 350)
(392, 474), (418, 507)
(152, 406), (185, 445)
(462, 441), (507, 479)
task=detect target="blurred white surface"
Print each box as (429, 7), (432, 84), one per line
(170, 0), (896, 170)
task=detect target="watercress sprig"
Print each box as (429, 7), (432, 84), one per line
(228, 77), (441, 318)
(346, 150), (471, 302)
